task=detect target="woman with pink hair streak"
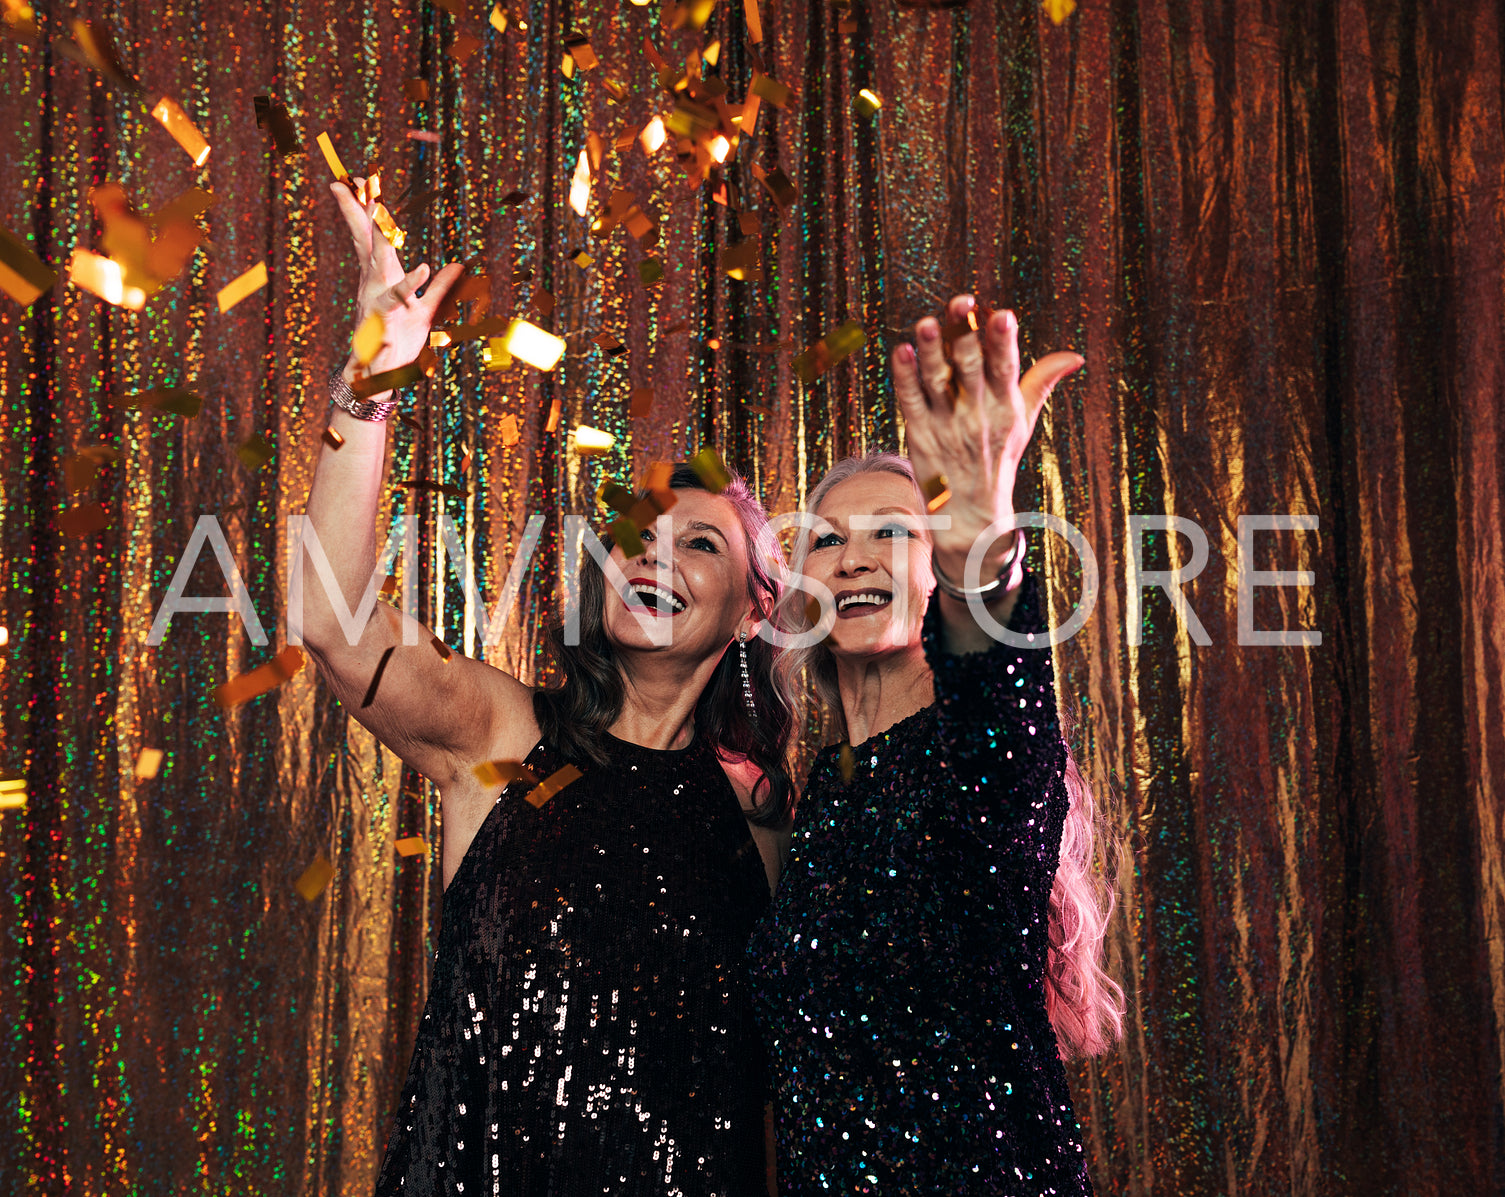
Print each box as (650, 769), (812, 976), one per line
(748, 296), (1125, 1194)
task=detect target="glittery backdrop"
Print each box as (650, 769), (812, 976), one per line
(2, 0), (1502, 1193)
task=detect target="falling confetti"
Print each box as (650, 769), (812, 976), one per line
(294, 853), (334, 901)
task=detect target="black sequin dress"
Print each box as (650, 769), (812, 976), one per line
(747, 570), (1093, 1195)
(375, 729), (772, 1197)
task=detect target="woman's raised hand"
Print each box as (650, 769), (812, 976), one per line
(330, 178), (465, 375)
(893, 295), (1083, 563)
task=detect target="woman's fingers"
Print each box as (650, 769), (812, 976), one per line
(330, 182), (374, 253)
(982, 308), (1021, 398)
(948, 295), (986, 405)
(390, 263), (430, 308)
(416, 261), (467, 320)
(913, 316), (953, 410)
(1019, 351), (1085, 425)
(893, 342), (930, 424)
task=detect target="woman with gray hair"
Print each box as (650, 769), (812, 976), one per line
(749, 297), (1124, 1194)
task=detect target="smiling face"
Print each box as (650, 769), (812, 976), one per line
(803, 471), (935, 661)
(601, 487), (758, 660)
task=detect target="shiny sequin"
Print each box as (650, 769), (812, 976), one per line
(376, 732), (770, 1195)
(748, 571), (1094, 1194)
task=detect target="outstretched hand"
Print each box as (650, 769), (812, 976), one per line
(330, 178), (465, 376)
(893, 294), (1083, 558)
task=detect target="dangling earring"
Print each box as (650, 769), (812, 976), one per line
(738, 631), (757, 721)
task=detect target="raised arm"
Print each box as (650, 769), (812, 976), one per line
(892, 295), (1082, 654)
(294, 180), (535, 787)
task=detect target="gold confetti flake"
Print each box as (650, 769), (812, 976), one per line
(488, 4), (508, 32)
(523, 763), (582, 808)
(571, 425), (615, 456)
(473, 759), (538, 788)
(237, 434), (275, 470)
(629, 386), (655, 418)
(1043, 0), (1076, 22)
(134, 748), (164, 780)
(534, 289), (555, 317)
(449, 32), (482, 64)
(609, 516), (644, 557)
(749, 72), (791, 108)
(294, 853), (334, 901)
(0, 769), (26, 811)
(430, 636), (453, 661)
(352, 312), (385, 365)
(151, 96), (210, 166)
(68, 249), (144, 310)
(853, 88), (883, 117)
(118, 386), (203, 417)
(351, 362), (422, 396)
(58, 503), (108, 538)
(667, 98), (718, 140)
(1, 0), (36, 39)
(216, 261), (268, 313)
(404, 77), (429, 101)
(637, 258), (664, 286)
(150, 185), (215, 228)
(315, 131), (349, 181)
(213, 645), (306, 709)
(670, 0), (715, 30)
(0, 224), (55, 306)
(839, 742), (856, 783)
(254, 95), (301, 155)
(64, 445), (118, 494)
(395, 836), (427, 857)
(598, 479), (635, 514)
(370, 202), (406, 250)
(753, 163), (797, 210)
(504, 319), (566, 371)
(744, 0), (763, 42)
(720, 239), (761, 282)
(322, 427), (345, 450)
(563, 31), (597, 69)
(592, 330), (626, 357)
(921, 474), (952, 512)
(640, 116), (666, 153)
(545, 399), (562, 434)
(688, 446), (731, 492)
(499, 413), (521, 446)
(568, 148), (591, 216)
(481, 337), (511, 370)
(793, 318), (866, 384)
(571, 249), (594, 269)
(628, 485), (675, 528)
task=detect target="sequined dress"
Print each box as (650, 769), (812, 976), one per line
(375, 729), (772, 1197)
(748, 570), (1093, 1195)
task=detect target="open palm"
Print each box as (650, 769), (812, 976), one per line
(894, 295), (1083, 553)
(330, 178), (464, 376)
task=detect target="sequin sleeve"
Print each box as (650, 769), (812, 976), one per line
(921, 567), (1067, 835)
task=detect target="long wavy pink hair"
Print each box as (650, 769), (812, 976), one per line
(773, 450), (1125, 1060)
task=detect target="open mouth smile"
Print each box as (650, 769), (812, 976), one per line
(624, 580), (687, 615)
(835, 590), (892, 618)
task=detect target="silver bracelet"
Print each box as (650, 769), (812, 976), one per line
(329, 367), (400, 422)
(932, 528), (1027, 600)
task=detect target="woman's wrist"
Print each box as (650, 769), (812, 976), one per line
(932, 528), (1025, 602)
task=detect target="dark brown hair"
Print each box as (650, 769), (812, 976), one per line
(533, 464), (796, 827)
